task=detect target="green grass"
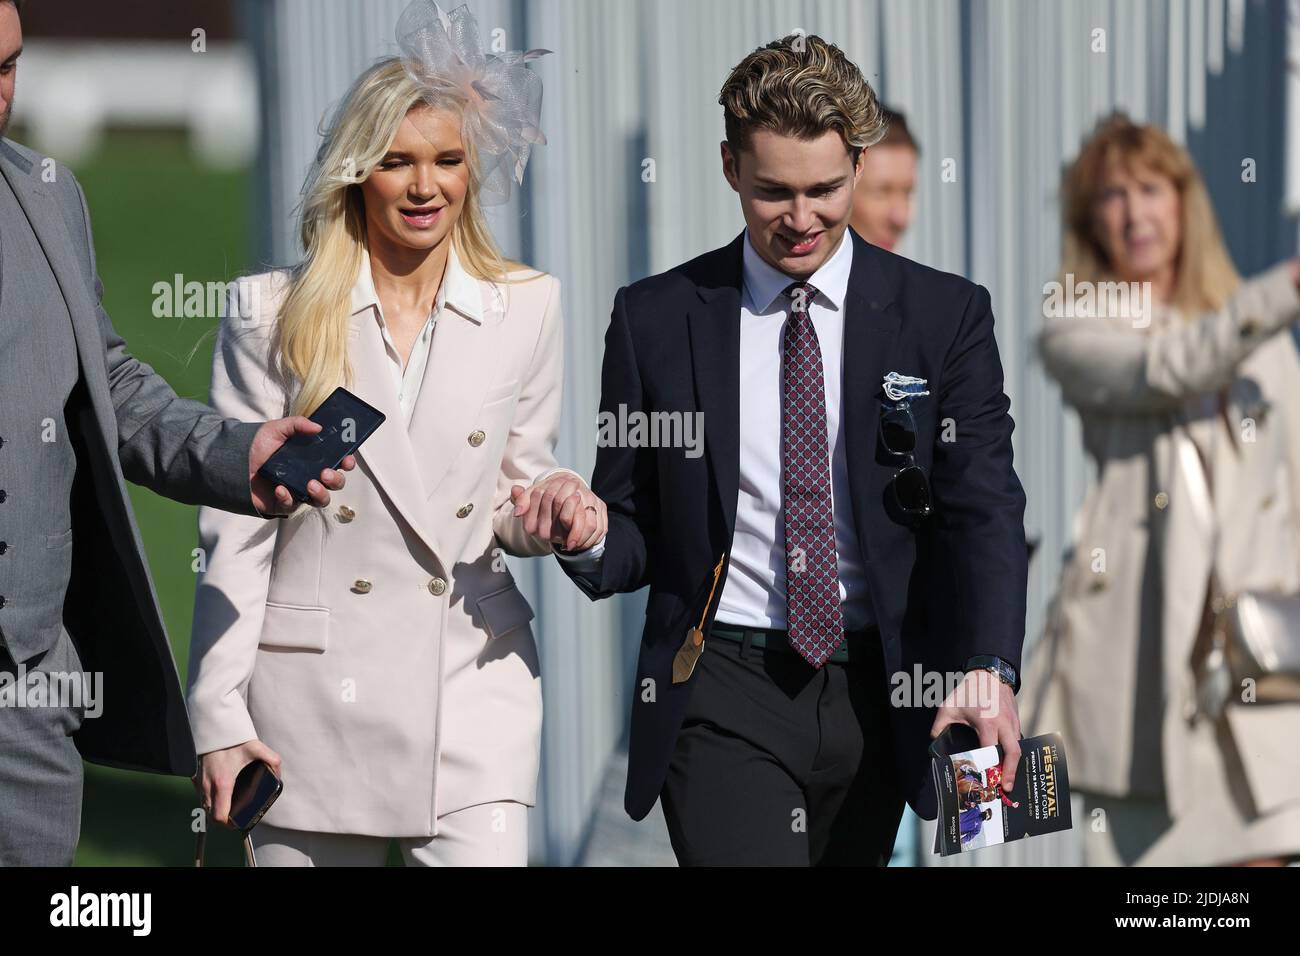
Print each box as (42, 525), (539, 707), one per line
(58, 129), (253, 866)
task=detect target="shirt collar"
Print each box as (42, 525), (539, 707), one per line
(350, 241), (483, 324)
(741, 226), (853, 315)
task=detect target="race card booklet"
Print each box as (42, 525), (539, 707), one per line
(929, 726), (1072, 856)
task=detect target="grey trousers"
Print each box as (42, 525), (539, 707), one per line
(0, 625), (86, 866)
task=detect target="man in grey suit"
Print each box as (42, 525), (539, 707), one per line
(0, 0), (353, 865)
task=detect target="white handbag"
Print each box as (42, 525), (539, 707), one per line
(1176, 425), (1300, 716)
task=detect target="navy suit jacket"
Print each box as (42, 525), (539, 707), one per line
(558, 228), (1028, 822)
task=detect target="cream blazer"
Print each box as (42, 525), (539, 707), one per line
(186, 250), (574, 837)
(1024, 263), (1300, 823)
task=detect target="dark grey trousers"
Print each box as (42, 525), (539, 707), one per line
(0, 625), (85, 865)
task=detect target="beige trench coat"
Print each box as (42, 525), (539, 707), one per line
(186, 248), (574, 837)
(1024, 262), (1300, 859)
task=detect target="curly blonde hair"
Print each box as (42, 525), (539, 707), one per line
(718, 33), (886, 161)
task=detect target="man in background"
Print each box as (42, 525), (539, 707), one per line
(850, 106), (919, 252)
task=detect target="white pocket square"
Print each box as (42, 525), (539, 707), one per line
(883, 371), (930, 402)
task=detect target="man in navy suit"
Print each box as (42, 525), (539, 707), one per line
(543, 33), (1027, 866)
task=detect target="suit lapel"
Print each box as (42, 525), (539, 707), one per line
(407, 277), (500, 499)
(842, 231), (902, 564)
(346, 259), (501, 562)
(0, 144), (123, 456)
(347, 306), (445, 559)
(687, 234), (744, 537)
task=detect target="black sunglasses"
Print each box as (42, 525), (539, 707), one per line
(880, 400), (932, 517)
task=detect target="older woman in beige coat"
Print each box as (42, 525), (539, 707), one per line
(1024, 114), (1300, 866)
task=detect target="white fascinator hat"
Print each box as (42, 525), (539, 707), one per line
(394, 0), (551, 205)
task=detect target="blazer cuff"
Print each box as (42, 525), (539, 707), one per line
(534, 466), (587, 486)
(224, 420), (265, 519)
(554, 534), (606, 571)
(188, 698), (260, 757)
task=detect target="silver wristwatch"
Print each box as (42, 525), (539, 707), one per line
(964, 655), (1018, 691)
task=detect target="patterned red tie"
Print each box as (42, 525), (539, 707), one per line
(781, 282), (845, 668)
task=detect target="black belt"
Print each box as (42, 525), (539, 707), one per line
(709, 622), (878, 664)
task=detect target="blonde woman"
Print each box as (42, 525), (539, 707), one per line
(187, 3), (605, 866)
(1025, 113), (1300, 866)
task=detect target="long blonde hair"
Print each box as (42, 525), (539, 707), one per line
(277, 57), (527, 416)
(1060, 112), (1239, 316)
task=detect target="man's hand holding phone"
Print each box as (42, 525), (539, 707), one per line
(250, 387), (386, 516)
(249, 416), (356, 515)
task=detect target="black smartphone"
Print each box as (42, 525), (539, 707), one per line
(928, 722), (981, 761)
(257, 386), (386, 503)
(229, 760), (282, 833)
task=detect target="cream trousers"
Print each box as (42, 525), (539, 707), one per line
(249, 801), (528, 866)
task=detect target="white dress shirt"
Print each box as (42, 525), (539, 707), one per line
(350, 242), (483, 424)
(558, 228), (871, 631)
(715, 228), (869, 629)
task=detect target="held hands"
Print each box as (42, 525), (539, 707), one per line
(249, 417), (356, 515)
(510, 472), (607, 553)
(931, 670), (1022, 792)
(193, 739), (282, 827)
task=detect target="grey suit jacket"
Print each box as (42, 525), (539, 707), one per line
(0, 137), (265, 776)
